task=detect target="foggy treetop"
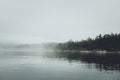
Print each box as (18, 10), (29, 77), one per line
(56, 33), (120, 51)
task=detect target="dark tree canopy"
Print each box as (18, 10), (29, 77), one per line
(56, 33), (120, 51)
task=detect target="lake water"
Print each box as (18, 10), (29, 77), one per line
(0, 49), (120, 80)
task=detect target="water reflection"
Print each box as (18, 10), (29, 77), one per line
(46, 51), (120, 72)
(0, 50), (120, 80)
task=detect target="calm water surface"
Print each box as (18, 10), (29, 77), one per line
(0, 49), (120, 80)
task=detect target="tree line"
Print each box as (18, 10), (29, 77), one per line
(56, 33), (120, 51)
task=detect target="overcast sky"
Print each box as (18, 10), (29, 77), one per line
(0, 0), (120, 43)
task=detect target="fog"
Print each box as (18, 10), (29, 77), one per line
(0, 0), (120, 44)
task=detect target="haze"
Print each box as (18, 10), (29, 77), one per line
(0, 0), (120, 44)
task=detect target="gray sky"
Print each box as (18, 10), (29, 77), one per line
(0, 0), (120, 43)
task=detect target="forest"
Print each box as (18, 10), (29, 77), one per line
(56, 33), (120, 51)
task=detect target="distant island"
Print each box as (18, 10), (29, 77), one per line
(54, 33), (120, 53)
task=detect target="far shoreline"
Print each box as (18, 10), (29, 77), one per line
(55, 50), (120, 54)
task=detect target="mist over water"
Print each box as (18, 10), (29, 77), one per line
(0, 45), (120, 80)
(0, 0), (120, 80)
